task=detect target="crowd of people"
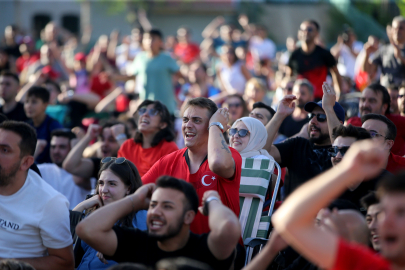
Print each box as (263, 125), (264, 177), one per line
(1, 10), (405, 270)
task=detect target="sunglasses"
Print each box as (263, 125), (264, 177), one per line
(228, 103), (241, 108)
(308, 113), (327, 122)
(229, 128), (250, 137)
(138, 107), (159, 116)
(327, 146), (350, 157)
(101, 157), (131, 181)
(369, 131), (389, 140)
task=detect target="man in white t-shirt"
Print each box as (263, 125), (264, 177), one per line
(249, 25), (276, 61)
(38, 129), (91, 209)
(0, 121), (73, 269)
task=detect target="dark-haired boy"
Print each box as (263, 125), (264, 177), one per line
(0, 71), (28, 122)
(76, 176), (241, 270)
(24, 86), (62, 164)
(361, 191), (382, 252)
(249, 101), (275, 125)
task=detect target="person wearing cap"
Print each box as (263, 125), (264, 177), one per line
(263, 82), (345, 198)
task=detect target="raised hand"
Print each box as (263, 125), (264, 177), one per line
(322, 82), (336, 110)
(133, 183), (156, 210)
(110, 124), (126, 138)
(86, 124), (102, 140)
(276, 95), (297, 117)
(209, 108), (230, 132)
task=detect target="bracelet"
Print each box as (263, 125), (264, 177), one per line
(115, 133), (127, 141)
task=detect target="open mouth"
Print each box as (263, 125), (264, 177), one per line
(140, 119), (149, 124)
(149, 219), (165, 230)
(310, 126), (320, 135)
(185, 132), (196, 140)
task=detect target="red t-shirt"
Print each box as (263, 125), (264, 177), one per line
(174, 43), (200, 64)
(331, 238), (390, 270)
(90, 74), (112, 99)
(386, 152), (405, 174)
(347, 115), (405, 156)
(118, 139), (178, 177)
(142, 147), (242, 235)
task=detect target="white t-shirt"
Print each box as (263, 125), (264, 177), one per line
(38, 163), (90, 210)
(249, 36), (276, 60)
(0, 169), (72, 258)
(337, 41), (363, 79)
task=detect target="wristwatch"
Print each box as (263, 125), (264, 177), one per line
(115, 133), (127, 141)
(203, 196), (220, 216)
(208, 122), (224, 133)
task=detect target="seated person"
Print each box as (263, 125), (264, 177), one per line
(76, 176), (241, 270)
(118, 100), (178, 177)
(24, 86), (63, 163)
(73, 157), (147, 269)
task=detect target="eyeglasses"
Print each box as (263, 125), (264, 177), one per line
(369, 131), (389, 140)
(308, 113), (327, 122)
(229, 128), (250, 137)
(228, 103), (242, 108)
(327, 146), (350, 157)
(138, 107), (159, 116)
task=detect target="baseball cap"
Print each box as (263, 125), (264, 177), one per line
(304, 100), (345, 122)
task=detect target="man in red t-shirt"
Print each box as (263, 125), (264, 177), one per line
(174, 27), (200, 64)
(361, 114), (405, 174)
(143, 97), (241, 235)
(347, 83), (405, 156)
(266, 140), (405, 270)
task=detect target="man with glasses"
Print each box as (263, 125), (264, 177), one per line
(330, 124), (391, 211)
(0, 71), (28, 122)
(263, 84), (345, 197)
(361, 113), (405, 174)
(347, 83), (405, 156)
(286, 20), (342, 100)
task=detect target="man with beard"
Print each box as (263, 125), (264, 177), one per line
(263, 83), (345, 197)
(0, 71), (28, 122)
(63, 121), (128, 179)
(0, 121), (73, 269)
(76, 176), (241, 270)
(38, 129), (91, 209)
(278, 79), (313, 138)
(347, 83), (405, 156)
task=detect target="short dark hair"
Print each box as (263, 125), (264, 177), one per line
(361, 113), (397, 141)
(332, 124), (371, 141)
(0, 71), (19, 84)
(360, 191), (379, 210)
(0, 121), (37, 157)
(303, 19), (320, 31)
(252, 102), (276, 120)
(328, 199), (358, 211)
(147, 29), (163, 40)
(26, 86), (50, 103)
(134, 100), (175, 147)
(156, 176), (199, 214)
(51, 129), (76, 141)
(377, 171), (405, 198)
(183, 97), (218, 119)
(366, 83), (391, 115)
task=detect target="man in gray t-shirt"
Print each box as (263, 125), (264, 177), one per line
(362, 16), (405, 87)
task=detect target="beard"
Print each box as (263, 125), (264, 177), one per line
(309, 133), (330, 144)
(148, 216), (184, 241)
(0, 161), (21, 187)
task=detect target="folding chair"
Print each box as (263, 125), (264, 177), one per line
(238, 157), (282, 265)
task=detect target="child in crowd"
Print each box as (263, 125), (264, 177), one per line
(24, 85), (62, 163)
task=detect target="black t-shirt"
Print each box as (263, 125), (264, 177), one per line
(0, 102), (28, 122)
(275, 137), (332, 197)
(90, 157), (102, 179)
(288, 46), (336, 99)
(339, 169), (392, 213)
(106, 226), (234, 270)
(279, 115), (309, 138)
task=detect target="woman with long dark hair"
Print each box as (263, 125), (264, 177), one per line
(117, 100), (178, 176)
(73, 157), (145, 269)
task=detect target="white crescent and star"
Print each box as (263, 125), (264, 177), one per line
(201, 175), (216, 186)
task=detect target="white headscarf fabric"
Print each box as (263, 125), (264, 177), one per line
(231, 117), (272, 159)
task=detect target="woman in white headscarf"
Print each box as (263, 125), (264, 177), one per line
(229, 117), (272, 159)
